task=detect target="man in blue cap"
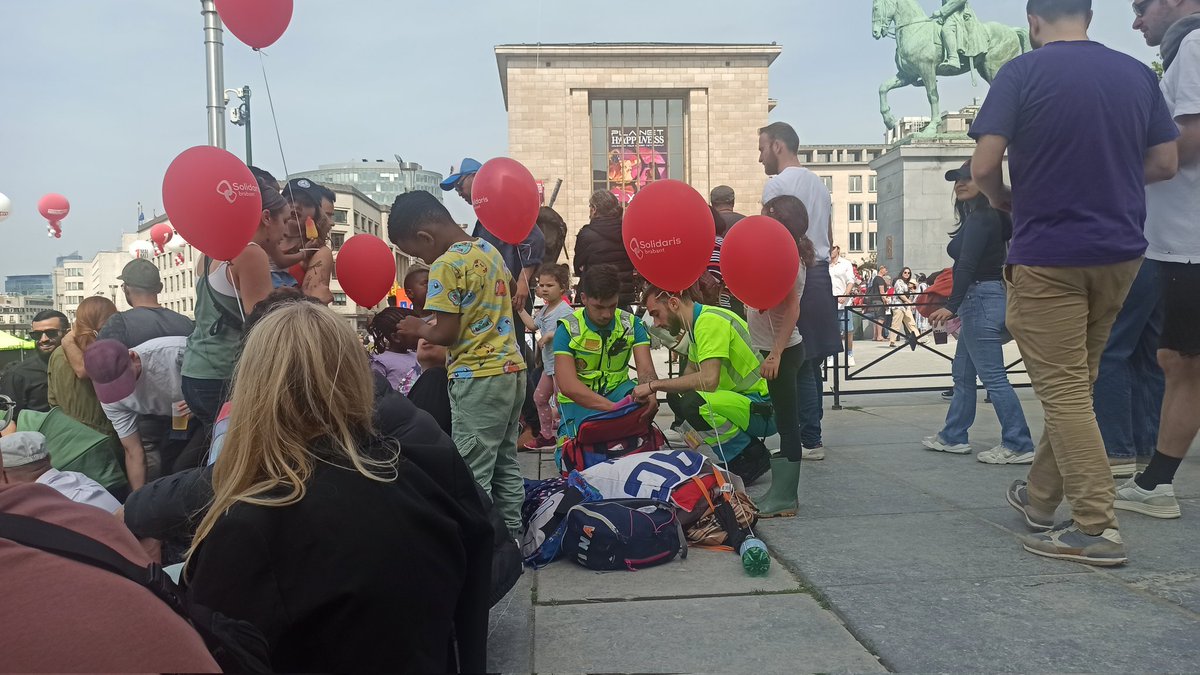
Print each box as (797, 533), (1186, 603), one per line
(442, 158), (546, 314)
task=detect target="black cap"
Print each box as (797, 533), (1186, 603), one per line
(945, 160), (972, 182)
(283, 178), (323, 207)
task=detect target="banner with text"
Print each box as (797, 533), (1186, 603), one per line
(607, 127), (669, 204)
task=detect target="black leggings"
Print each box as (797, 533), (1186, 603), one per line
(762, 342), (806, 462)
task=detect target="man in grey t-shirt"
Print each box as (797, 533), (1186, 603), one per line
(86, 337), (188, 491)
(98, 259), (194, 348)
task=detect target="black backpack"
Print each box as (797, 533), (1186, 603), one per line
(560, 499), (686, 571)
(0, 513), (271, 673)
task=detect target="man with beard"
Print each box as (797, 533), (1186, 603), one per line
(759, 121), (841, 461)
(97, 259), (194, 348)
(1, 310), (69, 421)
(634, 287), (775, 484)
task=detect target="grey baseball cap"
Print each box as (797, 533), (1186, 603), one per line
(1, 431), (49, 468)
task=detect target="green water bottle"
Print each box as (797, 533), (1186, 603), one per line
(739, 537), (770, 577)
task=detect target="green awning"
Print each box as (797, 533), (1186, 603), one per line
(0, 330), (36, 351)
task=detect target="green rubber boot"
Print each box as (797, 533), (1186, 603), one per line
(757, 458), (801, 518)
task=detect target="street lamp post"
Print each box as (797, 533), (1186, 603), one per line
(225, 86), (252, 165)
(201, 0), (226, 148)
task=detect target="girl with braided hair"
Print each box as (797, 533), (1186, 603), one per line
(368, 307), (420, 395)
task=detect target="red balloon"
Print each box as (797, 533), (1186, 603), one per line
(37, 193), (69, 224)
(38, 193), (69, 239)
(621, 180), (715, 293)
(720, 216), (800, 311)
(162, 146), (262, 262)
(150, 223), (174, 251)
(335, 235), (396, 308)
(214, 0), (293, 50)
(472, 158), (538, 245)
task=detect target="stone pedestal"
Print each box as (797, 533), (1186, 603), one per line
(869, 140), (979, 276)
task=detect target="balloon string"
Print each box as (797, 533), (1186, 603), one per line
(257, 50), (291, 183)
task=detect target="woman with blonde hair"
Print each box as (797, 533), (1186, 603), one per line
(50, 295), (119, 437)
(182, 301), (489, 673)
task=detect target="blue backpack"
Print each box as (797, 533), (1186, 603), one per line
(561, 499), (686, 571)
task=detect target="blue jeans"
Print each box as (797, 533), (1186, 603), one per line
(181, 376), (230, 428)
(939, 281), (1034, 452)
(1093, 259), (1165, 461)
(798, 357), (823, 447)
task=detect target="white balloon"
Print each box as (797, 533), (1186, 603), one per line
(165, 233), (188, 250)
(129, 240), (155, 259)
(0, 192), (11, 222)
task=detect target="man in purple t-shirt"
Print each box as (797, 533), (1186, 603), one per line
(970, 0), (1179, 566)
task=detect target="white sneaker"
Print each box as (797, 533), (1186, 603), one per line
(922, 435), (972, 455)
(846, 355), (856, 367)
(1114, 474), (1181, 519)
(1109, 460), (1137, 479)
(977, 445), (1035, 465)
(801, 445), (826, 461)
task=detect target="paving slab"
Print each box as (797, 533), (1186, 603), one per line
(536, 548), (800, 604)
(819, 574), (1200, 673)
(759, 510), (1079, 587)
(533, 594), (886, 674)
(756, 462), (958, 520)
(1103, 499), (1200, 613)
(487, 571), (534, 674)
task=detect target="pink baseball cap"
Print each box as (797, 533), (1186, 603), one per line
(85, 339), (138, 404)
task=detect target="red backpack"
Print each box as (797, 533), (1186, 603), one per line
(559, 401), (666, 476)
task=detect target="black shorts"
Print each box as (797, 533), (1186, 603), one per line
(1160, 261), (1200, 357)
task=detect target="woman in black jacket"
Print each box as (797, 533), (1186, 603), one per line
(574, 190), (637, 306)
(183, 302), (492, 673)
(924, 161), (1034, 464)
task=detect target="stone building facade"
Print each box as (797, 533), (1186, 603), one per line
(495, 43), (781, 259)
(798, 145), (888, 265)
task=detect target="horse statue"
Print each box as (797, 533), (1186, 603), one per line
(871, 0), (1030, 136)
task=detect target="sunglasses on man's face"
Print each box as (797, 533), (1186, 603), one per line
(1133, 0), (1158, 17)
(31, 329), (62, 341)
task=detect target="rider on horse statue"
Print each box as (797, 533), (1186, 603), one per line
(933, 0), (986, 70)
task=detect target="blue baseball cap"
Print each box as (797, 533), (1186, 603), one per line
(440, 157), (482, 191)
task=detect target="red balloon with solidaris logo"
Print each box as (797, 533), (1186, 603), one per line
(162, 146), (262, 262)
(38, 193), (70, 239)
(472, 158), (539, 245)
(720, 215), (800, 311)
(150, 223), (174, 252)
(621, 180), (714, 293)
(214, 0), (293, 50)
(335, 235), (396, 308)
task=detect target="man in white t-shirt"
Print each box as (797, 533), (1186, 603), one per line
(1116, 1), (1200, 517)
(828, 246), (858, 366)
(759, 121), (841, 460)
(0, 431), (120, 513)
(85, 337), (189, 491)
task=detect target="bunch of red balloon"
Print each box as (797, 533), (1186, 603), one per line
(150, 223), (174, 254)
(38, 194), (69, 239)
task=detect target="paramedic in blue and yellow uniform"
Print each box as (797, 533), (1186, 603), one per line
(634, 285), (776, 483)
(553, 265), (660, 448)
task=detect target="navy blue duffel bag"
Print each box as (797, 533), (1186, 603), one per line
(561, 499), (686, 571)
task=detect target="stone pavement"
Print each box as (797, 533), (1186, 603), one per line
(489, 385), (1200, 673)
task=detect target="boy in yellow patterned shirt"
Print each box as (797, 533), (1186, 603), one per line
(390, 192), (526, 534)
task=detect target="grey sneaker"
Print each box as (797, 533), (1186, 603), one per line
(1114, 474), (1181, 519)
(922, 434), (972, 455)
(802, 444), (826, 461)
(1006, 479), (1054, 531)
(977, 445), (1034, 465)
(1020, 522), (1128, 566)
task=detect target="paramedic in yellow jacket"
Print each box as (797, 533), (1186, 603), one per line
(634, 286), (776, 482)
(553, 265), (660, 442)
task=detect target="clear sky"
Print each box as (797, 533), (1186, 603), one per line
(0, 0), (1157, 279)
